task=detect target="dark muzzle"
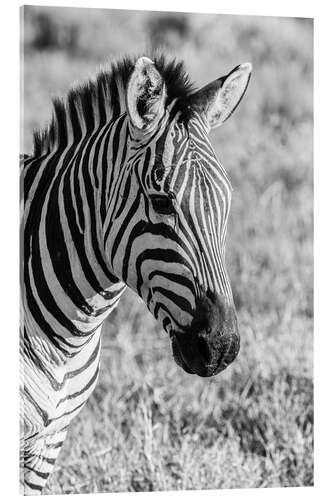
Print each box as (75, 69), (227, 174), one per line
(171, 291), (240, 377)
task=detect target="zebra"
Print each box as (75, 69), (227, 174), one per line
(21, 53), (252, 494)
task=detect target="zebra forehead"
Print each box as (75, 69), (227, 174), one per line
(147, 119), (229, 179)
(134, 124), (231, 199)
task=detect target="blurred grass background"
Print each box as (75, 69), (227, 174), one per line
(21, 6), (313, 494)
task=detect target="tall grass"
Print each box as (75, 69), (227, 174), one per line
(22, 6), (313, 493)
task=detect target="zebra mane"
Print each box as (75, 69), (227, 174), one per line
(33, 53), (196, 157)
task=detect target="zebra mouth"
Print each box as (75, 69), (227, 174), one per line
(170, 334), (195, 374)
(171, 334), (220, 376)
(170, 328), (240, 377)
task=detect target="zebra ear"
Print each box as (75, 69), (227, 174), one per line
(189, 63), (252, 130)
(126, 57), (167, 133)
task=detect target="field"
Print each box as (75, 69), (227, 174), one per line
(22, 7), (313, 494)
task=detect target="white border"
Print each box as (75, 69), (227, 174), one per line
(1, 1), (331, 499)
(9, 0), (316, 17)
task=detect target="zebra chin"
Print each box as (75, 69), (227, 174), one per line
(171, 331), (240, 377)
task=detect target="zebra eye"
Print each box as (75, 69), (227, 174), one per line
(151, 194), (175, 215)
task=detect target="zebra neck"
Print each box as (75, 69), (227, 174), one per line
(23, 122), (130, 347)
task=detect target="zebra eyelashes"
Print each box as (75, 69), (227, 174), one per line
(153, 163), (173, 182)
(150, 193), (176, 215)
(154, 165), (166, 183)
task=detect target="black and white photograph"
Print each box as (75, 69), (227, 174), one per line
(19, 3), (313, 496)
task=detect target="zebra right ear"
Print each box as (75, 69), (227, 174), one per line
(126, 57), (167, 133)
(189, 63), (252, 130)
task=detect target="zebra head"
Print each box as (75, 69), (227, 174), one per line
(107, 57), (251, 377)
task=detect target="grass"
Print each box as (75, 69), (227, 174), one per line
(22, 6), (313, 494)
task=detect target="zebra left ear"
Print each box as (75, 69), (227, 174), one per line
(126, 57), (167, 133)
(189, 63), (252, 130)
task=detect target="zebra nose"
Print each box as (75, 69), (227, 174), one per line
(171, 291), (240, 377)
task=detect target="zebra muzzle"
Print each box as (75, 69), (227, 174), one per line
(170, 292), (240, 377)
